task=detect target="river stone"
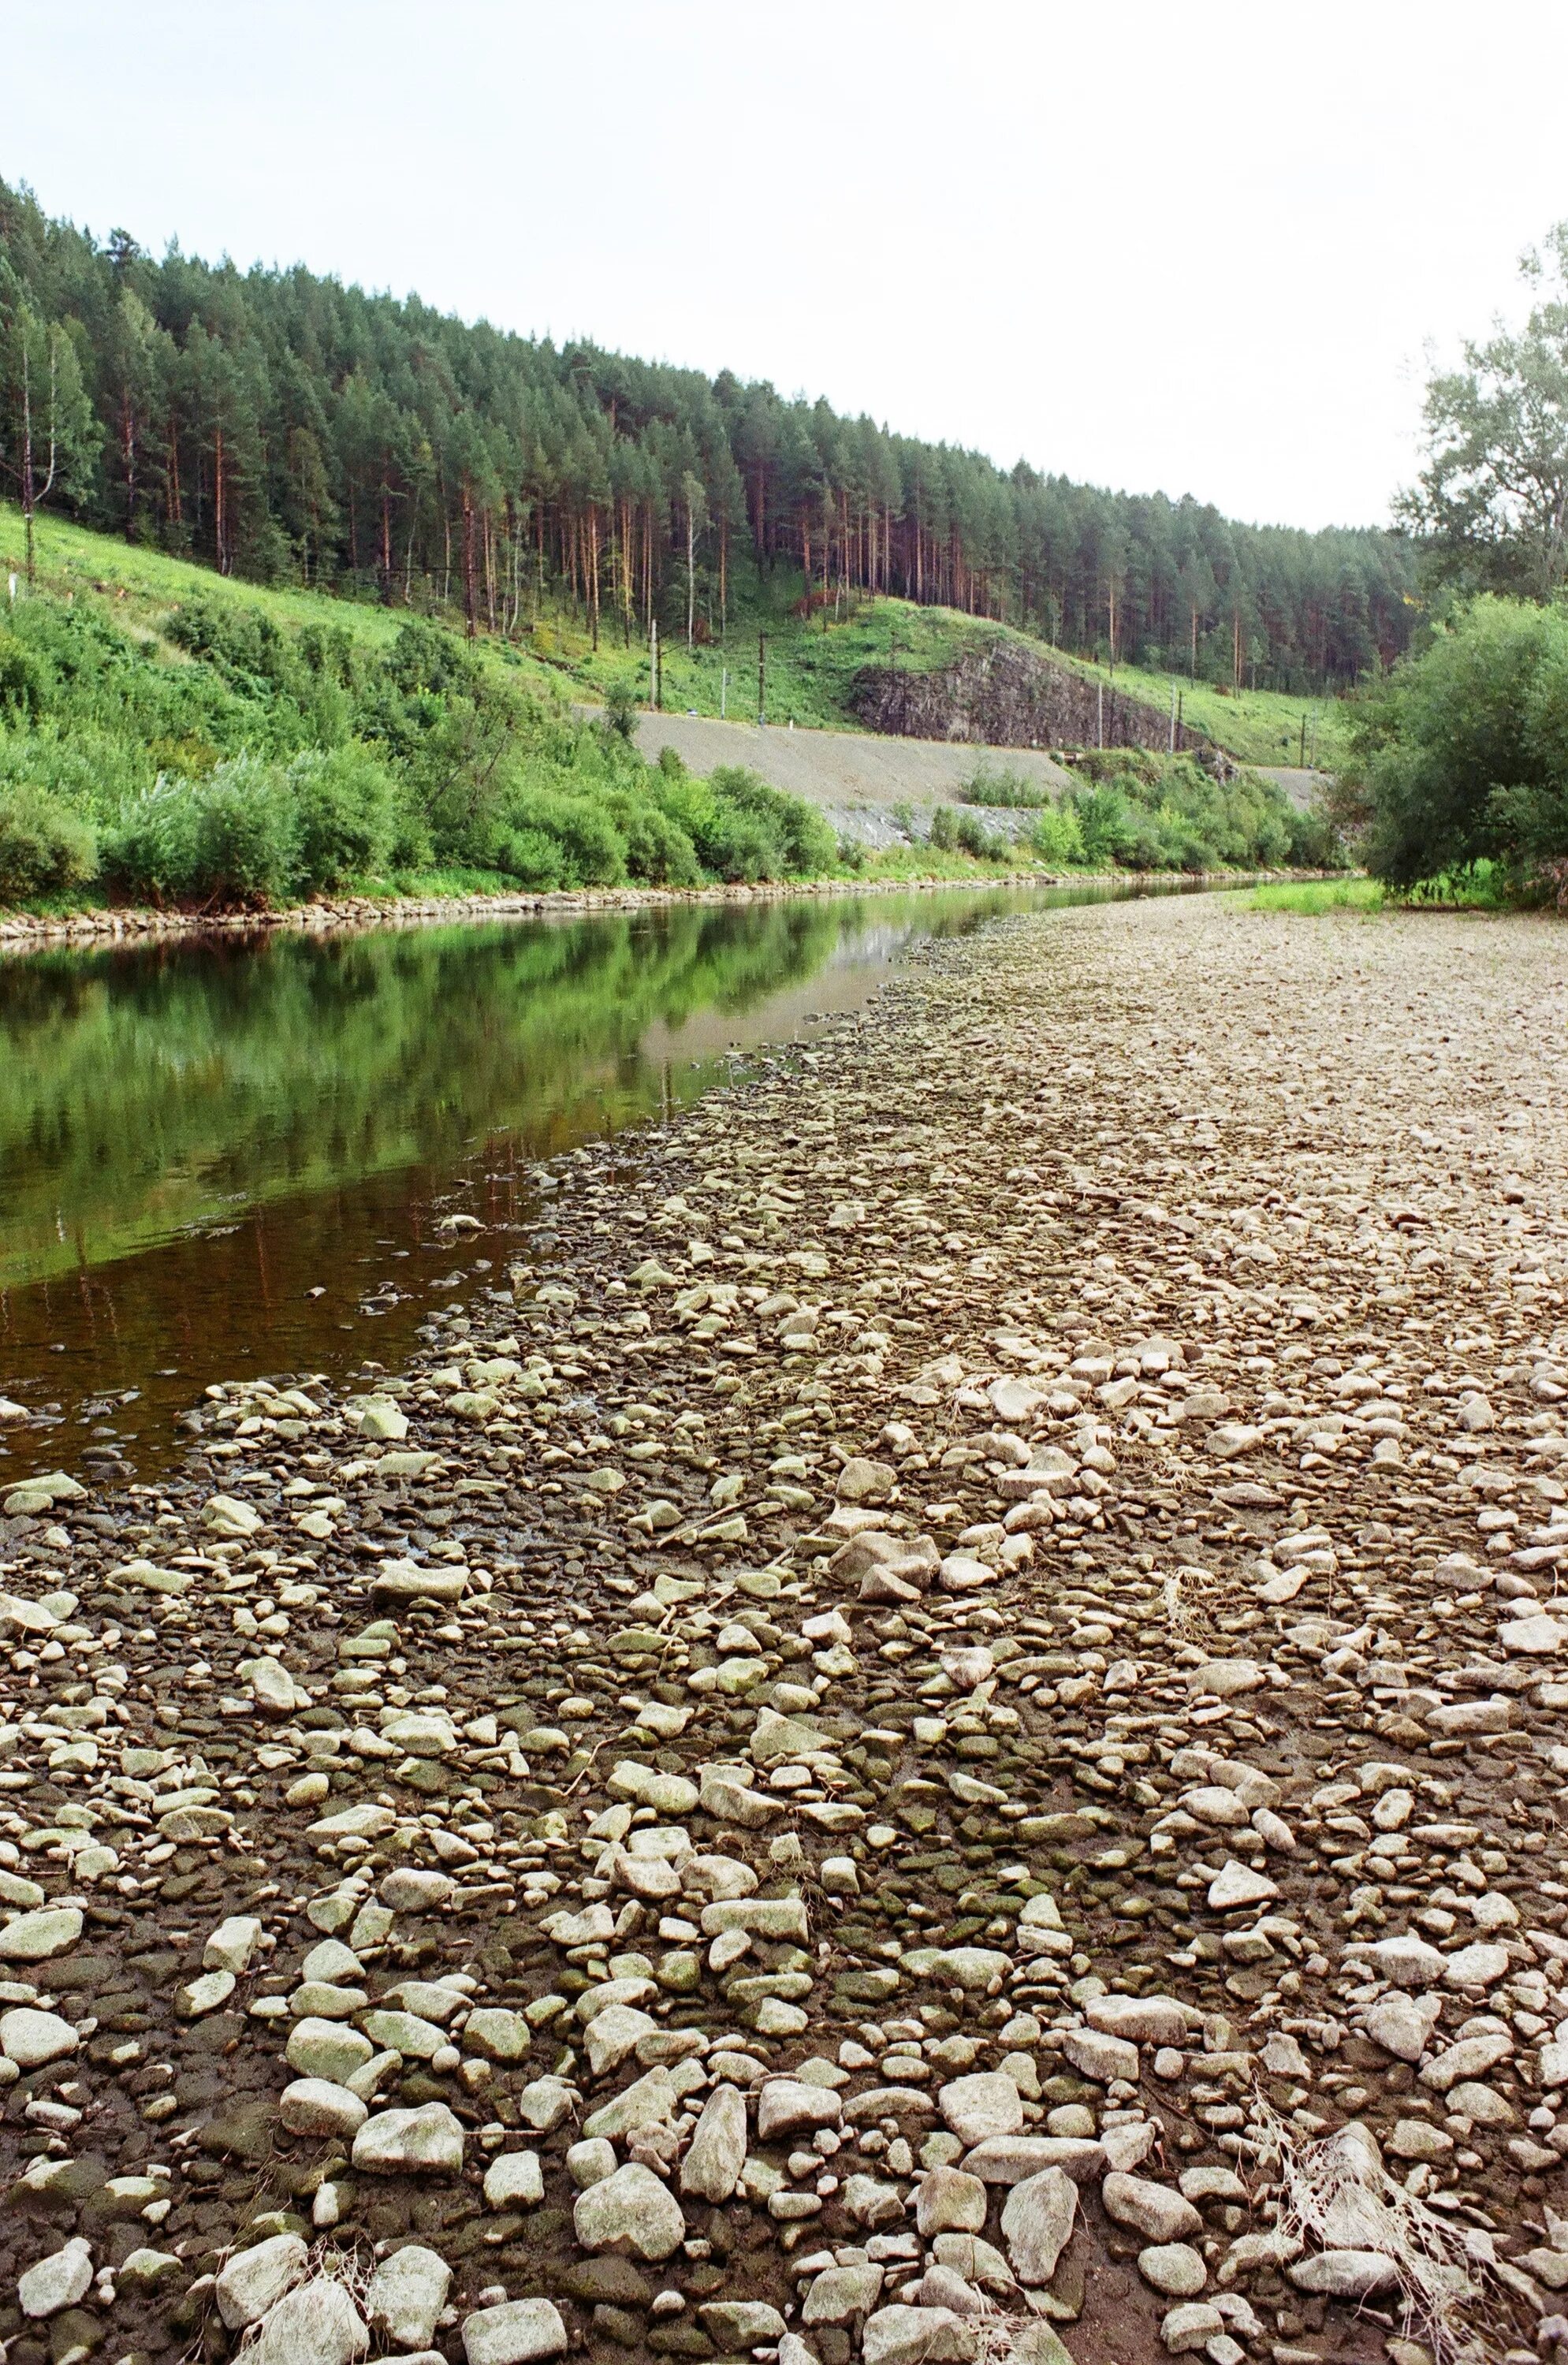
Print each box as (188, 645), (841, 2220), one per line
(842, 2174), (907, 2228)
(1000, 2166), (1077, 2285)
(19, 2239), (93, 2319)
(1443, 1942), (1510, 1987)
(352, 2102), (464, 2175)
(1420, 2032), (1514, 2092)
(1365, 1993), (1441, 2062)
(380, 1867), (456, 1911)
(573, 2161), (686, 2260)
(1086, 1994), (1189, 2047)
(217, 2234), (310, 2329)
(249, 2278), (368, 2365)
(362, 2009), (448, 2058)
(0, 1906), (81, 1962)
(1102, 2174), (1201, 2243)
(680, 2081), (747, 2199)
(803, 2266), (887, 2325)
(1062, 2028), (1138, 2084)
(758, 2076), (843, 2139)
(0, 2008), (78, 2069)
(205, 1915), (263, 1973)
(367, 2245), (451, 2350)
(465, 2006), (531, 2063)
(177, 1969), (237, 2018)
(862, 2304), (977, 2365)
(280, 2080), (368, 2140)
(583, 2003), (656, 2076)
(288, 2019), (374, 2082)
(1138, 2244), (1207, 2297)
(203, 1493), (263, 1537)
(964, 2136), (1104, 2184)
(702, 2304), (790, 2348)
(583, 2064), (678, 2140)
(482, 2151), (544, 2209)
(916, 2167), (989, 2235)
(1287, 2250), (1399, 2300)
(1160, 2304), (1224, 2355)
(940, 2072), (1024, 2145)
(901, 1946), (1011, 1990)
(462, 2300), (568, 2365)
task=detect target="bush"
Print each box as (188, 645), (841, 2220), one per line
(286, 744), (402, 891)
(0, 628), (47, 724)
(487, 787), (628, 890)
(622, 803), (702, 887)
(953, 810), (1009, 860)
(0, 784), (97, 901)
(1030, 802), (1086, 866)
(102, 756), (300, 906)
(1343, 596), (1568, 891)
(958, 763), (1050, 808)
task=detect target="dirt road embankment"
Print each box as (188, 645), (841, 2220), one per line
(630, 711), (1074, 844)
(2, 896), (1565, 2365)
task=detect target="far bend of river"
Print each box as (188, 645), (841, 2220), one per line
(0, 881), (1179, 1482)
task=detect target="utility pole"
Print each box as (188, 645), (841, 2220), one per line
(1177, 689), (1183, 739)
(721, 668), (728, 721)
(1309, 710), (1317, 769)
(650, 620), (661, 712)
(758, 634), (766, 726)
(1299, 713), (1307, 766)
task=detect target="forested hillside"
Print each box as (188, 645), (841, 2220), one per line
(0, 180), (1413, 695)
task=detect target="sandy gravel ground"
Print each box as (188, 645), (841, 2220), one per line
(0, 896), (1566, 2365)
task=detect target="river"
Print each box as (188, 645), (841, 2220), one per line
(0, 881), (1183, 1482)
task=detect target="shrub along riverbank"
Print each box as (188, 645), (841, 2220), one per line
(0, 568), (1337, 914)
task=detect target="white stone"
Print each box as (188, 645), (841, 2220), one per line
(680, 2081), (747, 2200)
(204, 1915), (263, 1973)
(573, 2161), (686, 2260)
(939, 2072), (1024, 2146)
(1102, 2173), (1201, 2244)
(0, 1906), (81, 1962)
(1000, 2166), (1077, 2285)
(462, 2300), (568, 2365)
(280, 2080), (368, 2140)
(0, 2008), (78, 2069)
(352, 2102), (464, 2175)
(482, 2151), (544, 2209)
(216, 2234), (310, 2330)
(248, 2277), (368, 2365)
(19, 2238), (93, 2319)
(365, 2246), (449, 2352)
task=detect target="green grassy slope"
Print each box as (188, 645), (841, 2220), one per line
(3, 502), (1353, 771)
(549, 587), (1352, 769)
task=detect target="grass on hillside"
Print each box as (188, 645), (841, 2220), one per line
(0, 503), (565, 702)
(1067, 656), (1354, 771)
(2, 502), (1356, 773)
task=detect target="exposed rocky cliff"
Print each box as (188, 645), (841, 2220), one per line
(853, 639), (1206, 755)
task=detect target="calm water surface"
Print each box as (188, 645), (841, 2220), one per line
(0, 882), (1169, 1480)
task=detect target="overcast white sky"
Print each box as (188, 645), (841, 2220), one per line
(9, 0), (1567, 532)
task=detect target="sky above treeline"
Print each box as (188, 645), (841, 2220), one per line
(9, 0), (1568, 534)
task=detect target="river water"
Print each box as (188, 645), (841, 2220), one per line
(0, 882), (1173, 1483)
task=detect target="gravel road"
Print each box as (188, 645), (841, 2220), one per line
(0, 895), (1565, 2365)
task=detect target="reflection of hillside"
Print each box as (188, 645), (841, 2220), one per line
(0, 890), (1024, 1290)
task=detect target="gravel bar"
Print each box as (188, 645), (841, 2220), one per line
(0, 893), (1566, 2365)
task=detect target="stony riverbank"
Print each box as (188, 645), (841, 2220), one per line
(0, 894), (1564, 2365)
(0, 870), (1305, 953)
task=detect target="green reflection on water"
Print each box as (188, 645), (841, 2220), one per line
(0, 887), (1041, 1292)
